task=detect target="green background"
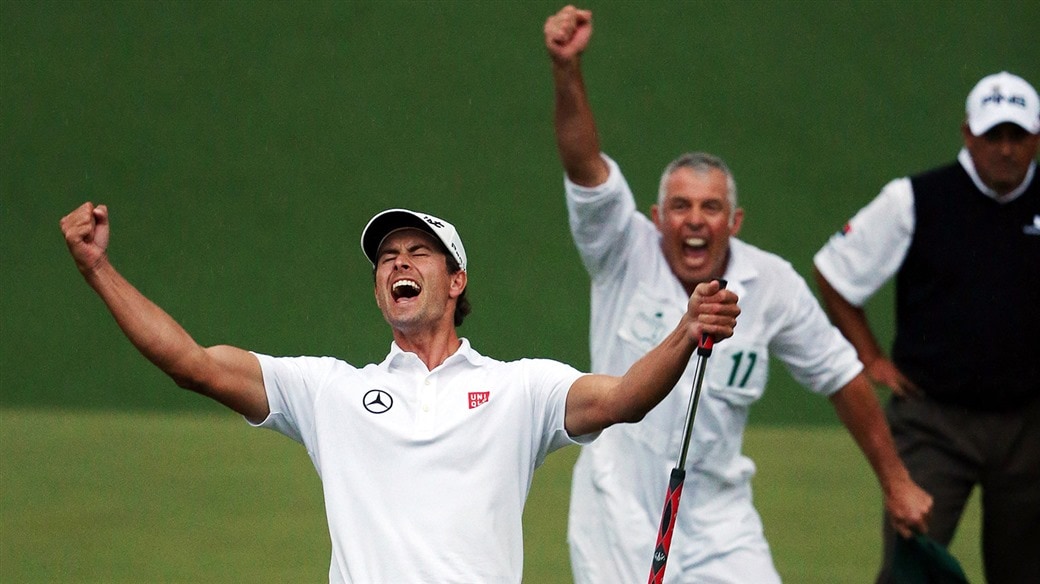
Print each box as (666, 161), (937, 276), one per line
(2, 0), (1035, 581)
(3, 0), (1039, 420)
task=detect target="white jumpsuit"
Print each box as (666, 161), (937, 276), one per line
(566, 155), (862, 583)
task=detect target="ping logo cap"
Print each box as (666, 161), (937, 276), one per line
(361, 209), (468, 272)
(966, 71), (1039, 135)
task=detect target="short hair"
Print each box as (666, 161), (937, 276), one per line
(445, 255), (471, 327)
(657, 152), (739, 225)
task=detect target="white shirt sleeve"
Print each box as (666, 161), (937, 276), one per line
(812, 177), (915, 306)
(248, 353), (340, 446)
(563, 154), (644, 279)
(770, 269), (864, 395)
(529, 359), (593, 446)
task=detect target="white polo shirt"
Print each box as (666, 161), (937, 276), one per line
(251, 338), (588, 583)
(565, 154), (862, 583)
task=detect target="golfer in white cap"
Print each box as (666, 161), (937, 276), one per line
(60, 202), (740, 583)
(814, 71), (1040, 583)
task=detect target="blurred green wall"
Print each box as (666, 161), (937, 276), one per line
(3, 0), (1038, 423)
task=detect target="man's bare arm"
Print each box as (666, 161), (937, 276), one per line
(545, 5), (609, 186)
(565, 280), (738, 436)
(61, 202), (269, 421)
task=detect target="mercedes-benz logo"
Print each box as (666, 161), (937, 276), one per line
(363, 389), (393, 414)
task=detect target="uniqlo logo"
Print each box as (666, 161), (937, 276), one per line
(468, 392), (490, 409)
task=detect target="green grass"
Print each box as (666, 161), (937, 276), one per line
(1, 408), (983, 583)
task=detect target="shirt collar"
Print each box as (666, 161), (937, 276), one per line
(382, 337), (483, 372)
(722, 238), (759, 291)
(958, 147), (1036, 203)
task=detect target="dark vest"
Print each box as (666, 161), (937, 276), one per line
(893, 162), (1040, 410)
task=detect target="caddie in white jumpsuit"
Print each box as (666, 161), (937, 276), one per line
(565, 155), (861, 582)
(543, 5), (933, 583)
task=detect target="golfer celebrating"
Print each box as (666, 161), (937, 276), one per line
(60, 202), (739, 583)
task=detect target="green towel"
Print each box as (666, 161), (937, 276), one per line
(892, 533), (970, 584)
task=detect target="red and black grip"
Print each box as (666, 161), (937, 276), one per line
(648, 468), (686, 584)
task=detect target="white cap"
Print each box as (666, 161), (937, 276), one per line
(361, 209), (467, 272)
(965, 71), (1040, 135)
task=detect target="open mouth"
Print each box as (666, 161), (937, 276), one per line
(391, 279), (421, 300)
(683, 237), (708, 253)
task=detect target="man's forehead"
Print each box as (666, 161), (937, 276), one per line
(376, 228), (442, 253)
(664, 167), (730, 199)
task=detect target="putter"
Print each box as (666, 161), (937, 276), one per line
(648, 279), (727, 584)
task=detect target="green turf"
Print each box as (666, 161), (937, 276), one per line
(1, 409), (983, 583)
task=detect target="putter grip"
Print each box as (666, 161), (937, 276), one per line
(696, 278), (728, 357)
(648, 467), (686, 584)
